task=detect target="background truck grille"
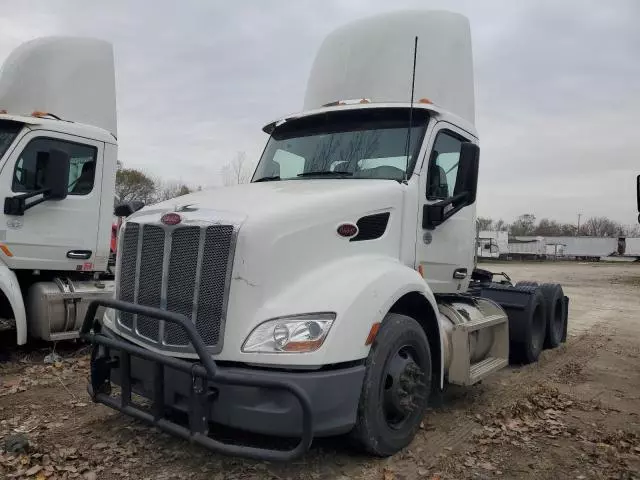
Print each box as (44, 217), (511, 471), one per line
(116, 221), (236, 353)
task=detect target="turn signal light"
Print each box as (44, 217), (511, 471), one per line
(418, 98), (433, 104)
(365, 322), (381, 346)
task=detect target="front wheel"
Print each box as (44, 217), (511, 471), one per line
(349, 313), (432, 456)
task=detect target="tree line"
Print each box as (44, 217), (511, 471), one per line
(115, 152), (254, 206)
(478, 214), (640, 237)
(115, 161), (198, 205)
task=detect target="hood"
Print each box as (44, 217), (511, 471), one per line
(138, 179), (404, 223)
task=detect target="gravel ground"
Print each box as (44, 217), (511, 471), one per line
(0, 261), (639, 480)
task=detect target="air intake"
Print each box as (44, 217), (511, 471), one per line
(351, 212), (390, 242)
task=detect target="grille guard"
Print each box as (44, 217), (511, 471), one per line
(80, 298), (314, 461)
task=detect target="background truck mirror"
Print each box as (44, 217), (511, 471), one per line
(4, 149), (71, 216)
(456, 142), (479, 206)
(114, 200), (144, 217)
(44, 149), (71, 200)
(637, 174), (639, 223)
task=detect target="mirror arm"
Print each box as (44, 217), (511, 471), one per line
(4, 188), (51, 216)
(430, 191), (468, 209)
(423, 191), (469, 230)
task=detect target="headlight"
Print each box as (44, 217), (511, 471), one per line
(242, 313), (335, 353)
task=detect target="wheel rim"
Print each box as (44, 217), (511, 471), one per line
(381, 345), (427, 430)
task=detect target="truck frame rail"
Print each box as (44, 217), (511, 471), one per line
(80, 298), (314, 461)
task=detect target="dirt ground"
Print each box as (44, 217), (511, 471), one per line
(0, 261), (639, 480)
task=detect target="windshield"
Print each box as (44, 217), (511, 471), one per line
(0, 120), (23, 159)
(253, 108), (429, 182)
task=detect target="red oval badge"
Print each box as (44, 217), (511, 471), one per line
(337, 223), (358, 238)
(161, 212), (182, 226)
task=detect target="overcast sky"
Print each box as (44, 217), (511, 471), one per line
(1, 0), (638, 226)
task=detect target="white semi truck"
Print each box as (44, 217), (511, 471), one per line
(81, 11), (569, 461)
(0, 37), (140, 347)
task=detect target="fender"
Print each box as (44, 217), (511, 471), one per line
(247, 254), (443, 384)
(0, 262), (26, 345)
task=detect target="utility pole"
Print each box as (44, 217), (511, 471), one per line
(577, 213), (582, 236)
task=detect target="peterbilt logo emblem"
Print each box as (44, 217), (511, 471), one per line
(161, 212), (182, 225)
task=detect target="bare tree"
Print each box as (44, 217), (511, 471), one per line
(509, 214), (537, 236)
(153, 180), (192, 203)
(493, 219), (508, 232)
(477, 217), (493, 231)
(582, 216), (624, 237)
(222, 152), (254, 185)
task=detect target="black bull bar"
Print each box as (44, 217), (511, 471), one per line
(80, 298), (314, 461)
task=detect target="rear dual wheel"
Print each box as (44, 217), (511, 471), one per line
(539, 283), (566, 349)
(510, 286), (547, 364)
(350, 313), (432, 456)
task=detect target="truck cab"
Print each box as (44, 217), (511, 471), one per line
(83, 10), (569, 461)
(0, 37), (120, 345)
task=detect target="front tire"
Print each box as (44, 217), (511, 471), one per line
(350, 313), (432, 456)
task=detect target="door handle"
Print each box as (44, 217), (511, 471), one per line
(67, 250), (92, 260)
(453, 267), (467, 280)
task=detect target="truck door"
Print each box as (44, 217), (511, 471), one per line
(0, 130), (104, 271)
(416, 122), (476, 294)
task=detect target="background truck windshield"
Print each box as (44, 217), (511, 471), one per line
(253, 108), (429, 181)
(0, 120), (23, 159)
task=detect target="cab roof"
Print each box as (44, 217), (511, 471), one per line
(0, 113), (117, 144)
(262, 102), (478, 140)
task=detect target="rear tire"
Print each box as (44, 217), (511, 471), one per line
(540, 283), (565, 349)
(510, 287), (547, 364)
(349, 313), (432, 456)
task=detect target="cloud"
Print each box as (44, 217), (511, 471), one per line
(0, 0), (638, 224)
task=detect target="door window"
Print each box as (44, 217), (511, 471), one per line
(12, 137), (98, 196)
(426, 131), (464, 200)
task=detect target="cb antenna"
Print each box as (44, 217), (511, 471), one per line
(404, 35), (419, 182)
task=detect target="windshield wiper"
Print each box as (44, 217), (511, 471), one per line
(297, 171), (353, 177)
(253, 175), (281, 182)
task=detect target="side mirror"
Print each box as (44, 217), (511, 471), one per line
(114, 200), (144, 217)
(423, 142), (479, 229)
(43, 149), (70, 200)
(455, 142), (479, 205)
(4, 149), (70, 216)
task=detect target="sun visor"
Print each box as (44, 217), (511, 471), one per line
(303, 10), (475, 126)
(0, 36), (117, 136)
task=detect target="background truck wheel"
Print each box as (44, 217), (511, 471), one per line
(540, 283), (566, 349)
(509, 286), (547, 365)
(516, 281), (539, 288)
(349, 313), (432, 457)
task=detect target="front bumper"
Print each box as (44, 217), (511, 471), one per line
(80, 299), (365, 461)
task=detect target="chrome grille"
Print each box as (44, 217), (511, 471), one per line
(136, 225), (165, 339)
(116, 221), (235, 353)
(118, 223), (139, 329)
(165, 226), (200, 345)
(197, 225), (234, 345)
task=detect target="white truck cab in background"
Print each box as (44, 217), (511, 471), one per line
(0, 37), (126, 346)
(82, 10), (570, 461)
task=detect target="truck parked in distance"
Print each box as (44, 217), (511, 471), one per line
(0, 37), (139, 346)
